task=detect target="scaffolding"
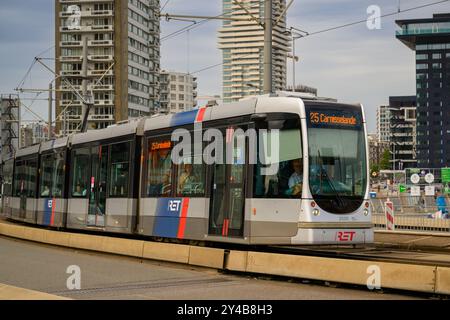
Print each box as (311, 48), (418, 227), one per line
(1, 94), (20, 163)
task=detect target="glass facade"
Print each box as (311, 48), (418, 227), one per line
(396, 14), (450, 167)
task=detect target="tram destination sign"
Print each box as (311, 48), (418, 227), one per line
(307, 107), (363, 130)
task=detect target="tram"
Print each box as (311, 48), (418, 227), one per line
(1, 93), (373, 245)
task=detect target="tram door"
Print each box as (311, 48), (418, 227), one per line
(87, 146), (108, 227)
(209, 127), (246, 237)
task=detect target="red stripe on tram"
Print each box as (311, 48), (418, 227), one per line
(222, 219), (230, 236)
(177, 198), (190, 239)
(50, 198), (56, 226)
(195, 107), (206, 122)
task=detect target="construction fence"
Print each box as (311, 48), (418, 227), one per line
(370, 195), (450, 233)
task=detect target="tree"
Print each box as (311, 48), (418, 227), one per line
(379, 149), (391, 170)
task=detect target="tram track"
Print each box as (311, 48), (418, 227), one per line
(262, 245), (450, 268)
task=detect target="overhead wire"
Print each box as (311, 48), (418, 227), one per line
(190, 0), (450, 75)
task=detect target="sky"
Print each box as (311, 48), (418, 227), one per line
(0, 0), (449, 133)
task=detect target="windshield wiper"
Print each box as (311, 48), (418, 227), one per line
(317, 150), (345, 207)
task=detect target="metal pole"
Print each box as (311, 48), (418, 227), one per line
(80, 37), (93, 133)
(292, 36), (295, 92)
(48, 83), (52, 140)
(263, 0), (273, 94)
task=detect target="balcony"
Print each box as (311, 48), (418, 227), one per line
(88, 114), (114, 121)
(60, 25), (113, 33)
(61, 70), (82, 76)
(60, 99), (82, 106)
(88, 69), (113, 76)
(60, 55), (83, 62)
(60, 41), (83, 47)
(89, 84), (113, 91)
(88, 55), (114, 62)
(396, 22), (450, 36)
(88, 40), (113, 47)
(94, 99), (114, 105)
(60, 84), (82, 91)
(60, 0), (113, 3)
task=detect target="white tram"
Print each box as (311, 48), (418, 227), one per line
(1, 94), (373, 245)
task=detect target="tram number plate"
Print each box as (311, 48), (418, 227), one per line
(336, 231), (356, 242)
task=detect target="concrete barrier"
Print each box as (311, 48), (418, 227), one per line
(142, 242), (190, 264)
(0, 283), (69, 300)
(230, 251), (436, 293)
(44, 230), (71, 247)
(435, 267), (450, 295)
(100, 237), (144, 258)
(225, 250), (248, 272)
(189, 246), (225, 269)
(0, 223), (25, 239)
(1, 220), (449, 295)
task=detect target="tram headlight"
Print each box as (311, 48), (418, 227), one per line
(363, 208), (369, 216)
(312, 209), (320, 216)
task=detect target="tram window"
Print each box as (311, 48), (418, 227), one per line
(13, 161), (24, 196)
(3, 160), (14, 196)
(109, 142), (130, 197)
(26, 159), (38, 198)
(175, 137), (205, 197)
(40, 154), (53, 197)
(53, 152), (65, 198)
(253, 117), (303, 198)
(72, 148), (90, 197)
(146, 137), (172, 197)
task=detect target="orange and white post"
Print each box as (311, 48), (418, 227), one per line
(384, 199), (395, 231)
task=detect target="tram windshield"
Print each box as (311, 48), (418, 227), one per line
(306, 103), (367, 214)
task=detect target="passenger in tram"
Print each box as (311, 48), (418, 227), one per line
(178, 163), (198, 194)
(285, 158), (303, 196)
(73, 182), (87, 196)
(161, 170), (172, 196)
(41, 185), (50, 197)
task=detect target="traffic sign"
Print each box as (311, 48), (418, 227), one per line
(424, 173), (434, 184)
(399, 184), (406, 193)
(442, 168), (450, 183)
(410, 174), (420, 184)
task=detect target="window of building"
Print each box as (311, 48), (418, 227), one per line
(416, 63), (428, 70)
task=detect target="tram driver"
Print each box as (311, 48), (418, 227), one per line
(285, 158), (303, 197)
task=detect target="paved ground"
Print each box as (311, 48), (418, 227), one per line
(375, 231), (450, 250)
(0, 236), (422, 300)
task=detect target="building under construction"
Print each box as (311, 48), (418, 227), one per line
(0, 94), (20, 178)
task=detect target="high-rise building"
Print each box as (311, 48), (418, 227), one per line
(159, 71), (198, 114)
(55, 0), (160, 135)
(396, 13), (450, 167)
(377, 105), (391, 142)
(218, 0), (290, 103)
